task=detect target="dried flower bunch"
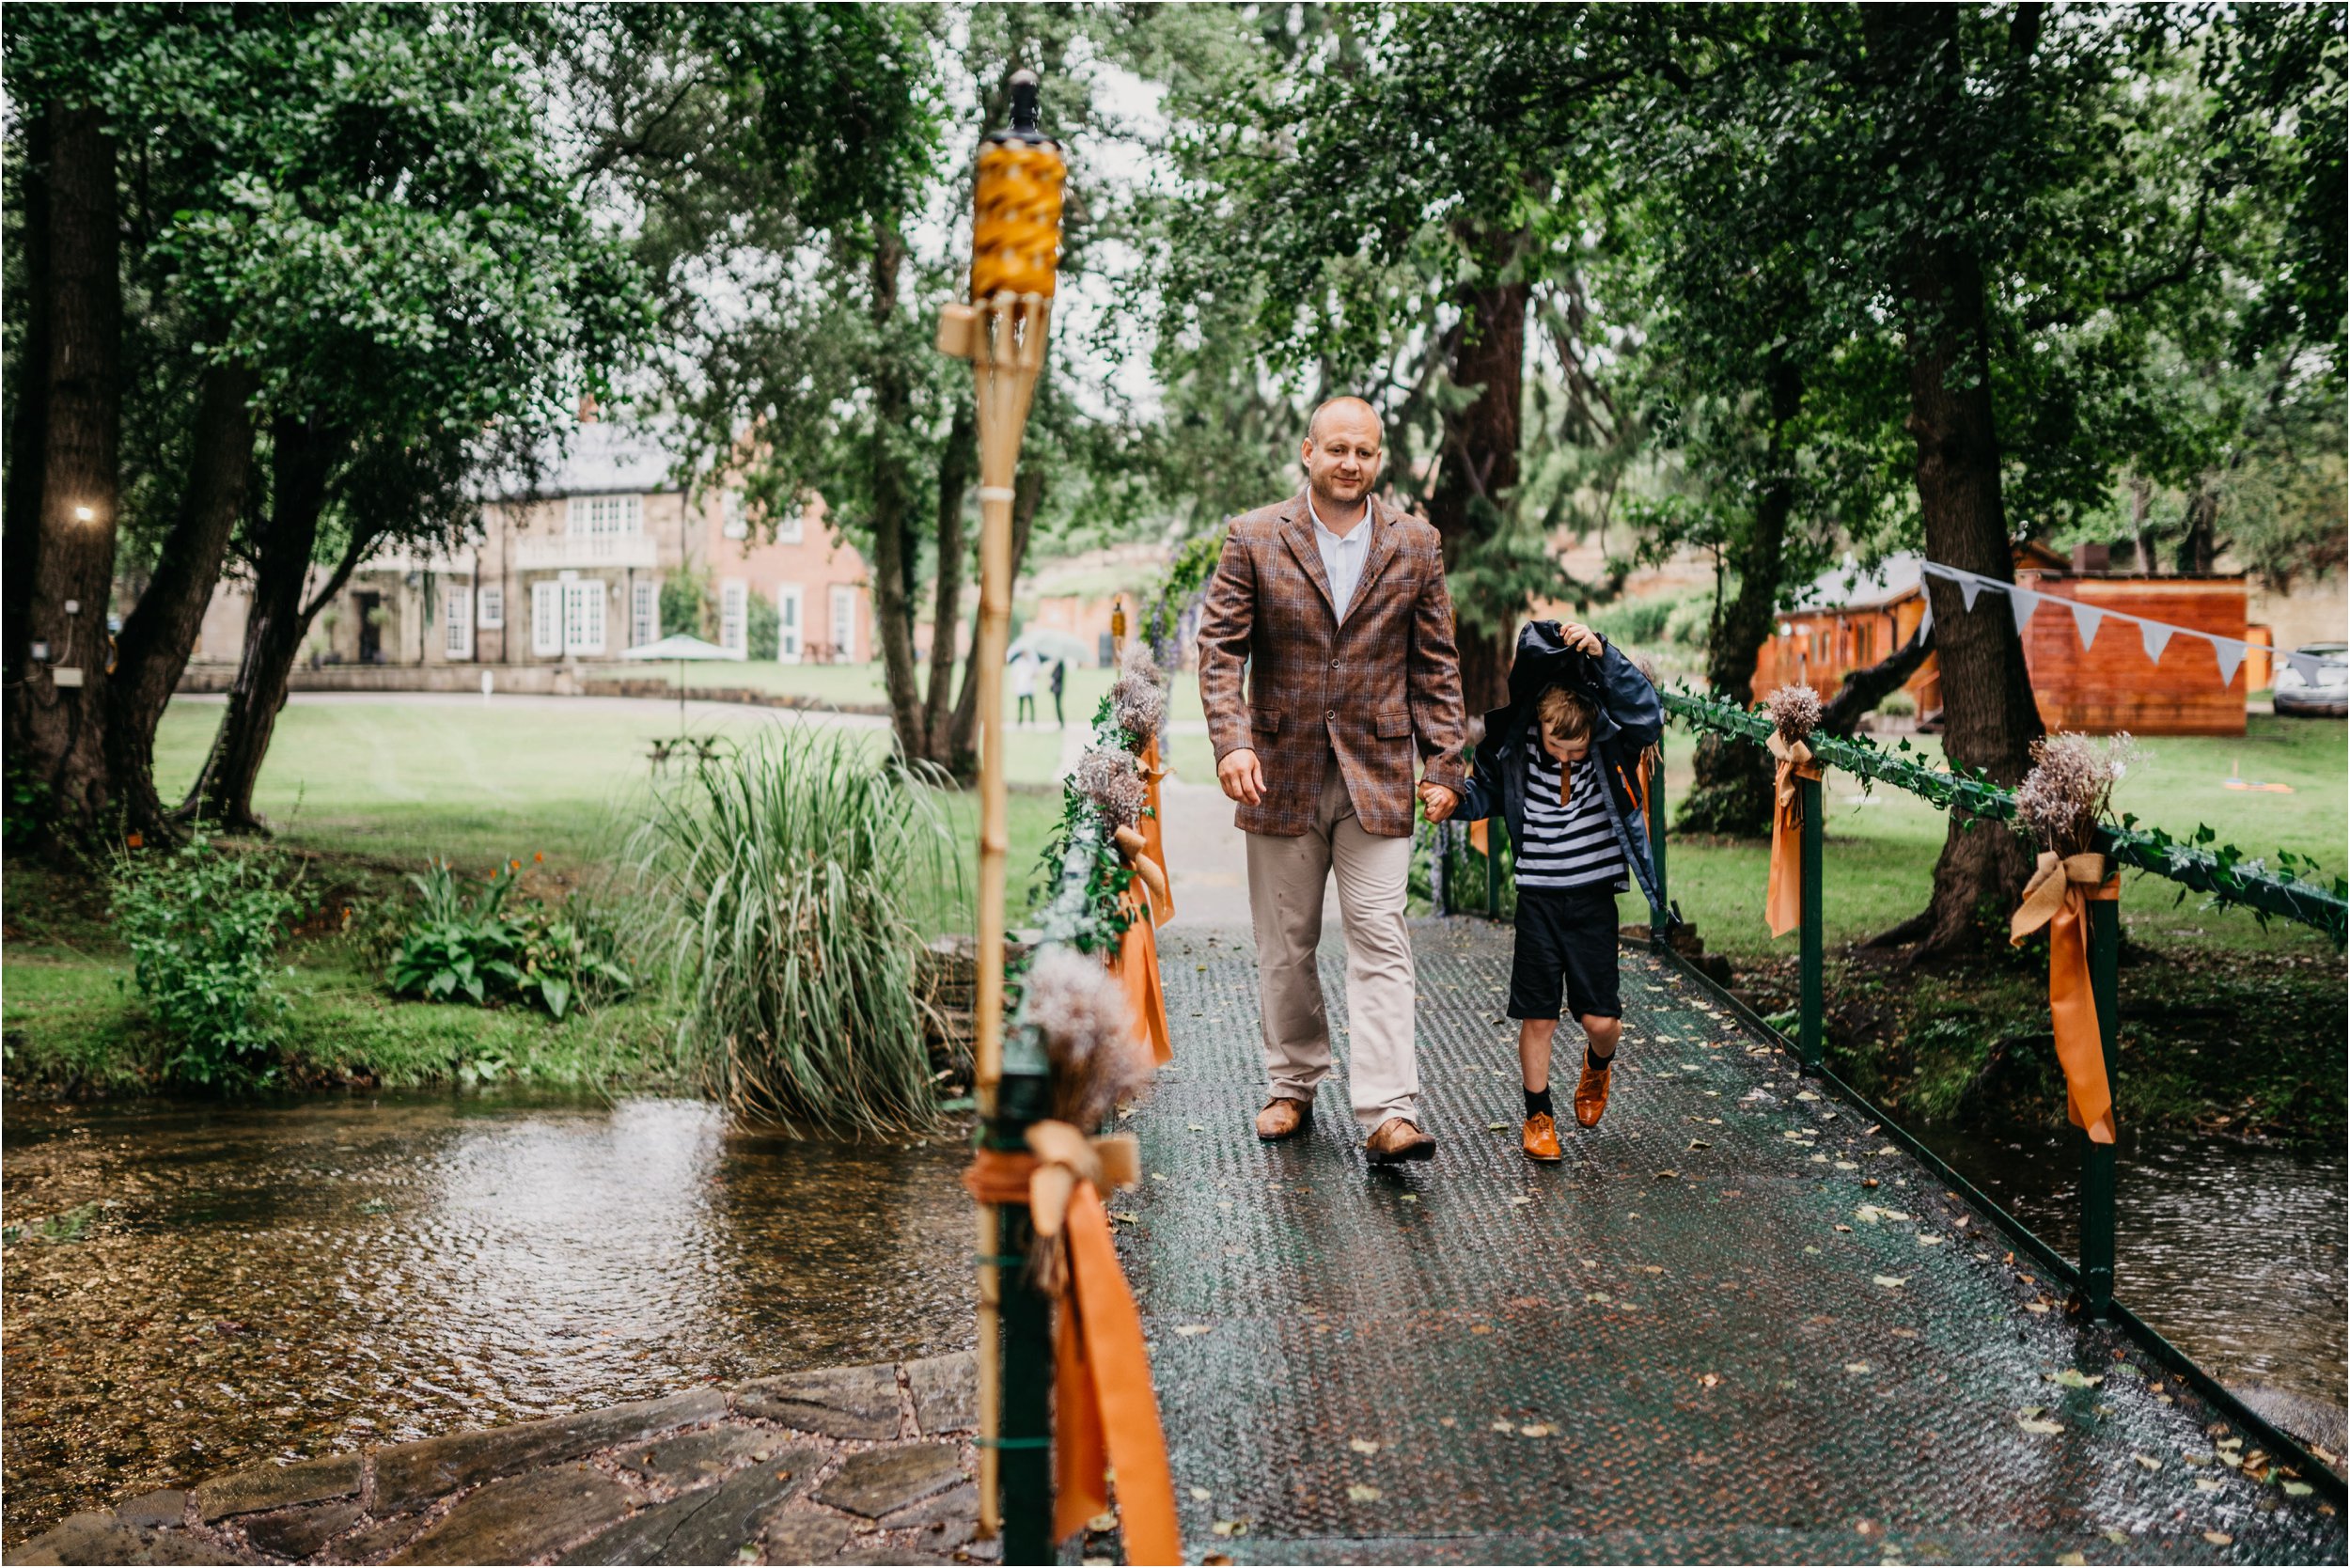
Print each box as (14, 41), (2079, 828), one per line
(1111, 640), (1167, 744)
(1024, 947), (1152, 1131)
(1073, 746), (1146, 830)
(1764, 683), (1822, 745)
(2016, 731), (2138, 857)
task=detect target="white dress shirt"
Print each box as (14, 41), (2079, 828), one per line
(1308, 494), (1373, 622)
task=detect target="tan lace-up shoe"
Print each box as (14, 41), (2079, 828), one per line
(1365, 1117), (1436, 1164)
(1574, 1060), (1613, 1128)
(1255, 1097), (1309, 1141)
(1521, 1112), (1562, 1162)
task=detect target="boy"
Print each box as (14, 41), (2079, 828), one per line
(1442, 619), (1666, 1162)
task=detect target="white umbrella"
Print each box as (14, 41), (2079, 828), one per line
(619, 633), (743, 728)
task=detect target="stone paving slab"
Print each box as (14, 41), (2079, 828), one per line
(1127, 923), (2346, 1565)
(3, 1354), (987, 1568)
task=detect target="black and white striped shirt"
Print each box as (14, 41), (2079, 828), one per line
(1518, 748), (1627, 891)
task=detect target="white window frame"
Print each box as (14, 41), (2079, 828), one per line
(776, 501), (804, 544)
(829, 585), (855, 662)
(720, 579), (747, 656)
(477, 584), (504, 629)
(562, 579), (606, 655)
(445, 587), (473, 660)
(632, 580), (658, 649)
(722, 491), (749, 541)
(776, 583), (804, 663)
(568, 494), (642, 538)
(531, 581), (564, 656)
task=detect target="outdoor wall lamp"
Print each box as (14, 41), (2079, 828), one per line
(74, 506), (94, 522)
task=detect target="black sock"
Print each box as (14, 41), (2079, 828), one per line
(1525, 1086), (1554, 1120)
(1587, 1045), (1614, 1072)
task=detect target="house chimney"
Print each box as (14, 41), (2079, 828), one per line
(577, 393), (600, 425)
(2071, 541), (2108, 574)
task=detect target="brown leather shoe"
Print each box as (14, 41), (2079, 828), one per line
(1255, 1097), (1309, 1141)
(1521, 1112), (1562, 1162)
(1574, 1059), (1613, 1128)
(1365, 1117), (1436, 1164)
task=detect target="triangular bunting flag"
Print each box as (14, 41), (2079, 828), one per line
(2288, 651), (2324, 684)
(1958, 572), (1985, 612)
(2069, 601), (2105, 649)
(2138, 617), (2174, 664)
(2212, 637), (2248, 688)
(2009, 583), (2039, 636)
(1917, 596), (1934, 638)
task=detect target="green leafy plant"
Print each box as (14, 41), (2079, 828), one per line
(626, 728), (955, 1133)
(109, 836), (302, 1087)
(386, 859), (630, 1019)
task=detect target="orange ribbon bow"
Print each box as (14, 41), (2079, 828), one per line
(1109, 827), (1172, 1065)
(1137, 739), (1173, 925)
(1764, 732), (1821, 938)
(963, 1126), (1181, 1565)
(2010, 851), (2119, 1144)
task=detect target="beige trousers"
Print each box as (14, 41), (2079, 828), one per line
(1244, 758), (1418, 1130)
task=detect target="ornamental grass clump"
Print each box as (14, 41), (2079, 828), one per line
(1110, 641), (1167, 745)
(1073, 746), (1146, 831)
(1763, 683), (1823, 745)
(627, 726), (954, 1135)
(2016, 732), (2138, 858)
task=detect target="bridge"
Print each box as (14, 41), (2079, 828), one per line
(1120, 921), (2342, 1562)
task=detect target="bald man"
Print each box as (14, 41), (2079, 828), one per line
(1196, 398), (1470, 1165)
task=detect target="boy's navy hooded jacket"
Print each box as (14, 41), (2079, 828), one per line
(1453, 620), (1668, 928)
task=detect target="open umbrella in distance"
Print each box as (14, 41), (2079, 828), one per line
(618, 633), (743, 729)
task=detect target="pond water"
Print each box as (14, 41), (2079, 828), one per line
(0, 1093), (975, 1544)
(1914, 1124), (2347, 1416)
(3, 1094), (2342, 1544)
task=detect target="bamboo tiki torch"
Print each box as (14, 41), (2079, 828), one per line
(936, 69), (1064, 1544)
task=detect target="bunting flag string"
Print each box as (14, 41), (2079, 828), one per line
(1919, 560), (2264, 690)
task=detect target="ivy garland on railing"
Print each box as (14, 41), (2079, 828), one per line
(1027, 694), (1147, 958)
(1664, 689), (2349, 947)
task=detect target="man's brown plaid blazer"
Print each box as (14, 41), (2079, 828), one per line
(1197, 492), (1469, 838)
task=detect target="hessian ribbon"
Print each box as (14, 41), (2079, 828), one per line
(962, 1125), (1181, 1564)
(1138, 739), (1173, 925)
(1109, 827), (1172, 1065)
(1764, 731), (1821, 938)
(2009, 852), (2119, 1144)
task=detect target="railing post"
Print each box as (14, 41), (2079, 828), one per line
(986, 1043), (1057, 1563)
(1484, 822), (1499, 918)
(2080, 889), (2122, 1319)
(1798, 772), (1824, 1073)
(1646, 733), (1668, 921)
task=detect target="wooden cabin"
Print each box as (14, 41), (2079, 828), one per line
(1752, 544), (2255, 736)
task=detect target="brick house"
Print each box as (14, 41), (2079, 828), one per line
(191, 422), (870, 675)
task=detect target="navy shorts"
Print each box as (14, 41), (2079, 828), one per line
(1505, 885), (1622, 1022)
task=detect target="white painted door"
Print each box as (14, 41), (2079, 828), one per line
(531, 582), (564, 655)
(720, 580), (747, 655)
(776, 584), (804, 663)
(632, 580), (658, 649)
(830, 586), (855, 662)
(563, 580), (605, 655)
(445, 587), (473, 660)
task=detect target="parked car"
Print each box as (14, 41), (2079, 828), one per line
(2272, 642), (2348, 717)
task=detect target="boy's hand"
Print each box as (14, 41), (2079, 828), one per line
(1418, 781), (1459, 823)
(1561, 620), (1603, 656)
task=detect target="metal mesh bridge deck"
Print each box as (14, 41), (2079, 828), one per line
(1120, 921), (2342, 1564)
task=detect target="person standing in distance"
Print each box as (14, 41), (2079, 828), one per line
(1195, 397), (1470, 1164)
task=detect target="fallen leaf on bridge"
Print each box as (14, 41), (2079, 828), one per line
(1210, 1518), (1249, 1538)
(1518, 1423), (1553, 1437)
(1174, 1324), (1212, 1336)
(1190, 1486), (1213, 1501)
(2133, 1453), (2162, 1471)
(2054, 1553), (2086, 1566)
(1349, 1438), (1380, 1455)
(2283, 1481), (2314, 1497)
(2196, 1478), (2224, 1493)
(1845, 1362), (1872, 1375)
(1872, 1276), (1908, 1289)
(2202, 1531), (2232, 1546)
(2018, 1417), (2063, 1435)
(1699, 1372), (1722, 1388)
(1348, 1485), (1383, 1502)
(2045, 1370), (2104, 1389)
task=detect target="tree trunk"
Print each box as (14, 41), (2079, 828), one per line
(863, 224), (930, 761)
(109, 361), (256, 838)
(948, 463), (1044, 773)
(1422, 247), (1528, 720)
(2177, 481), (2220, 575)
(920, 401), (976, 768)
(2128, 475), (2157, 575)
(5, 106), (53, 694)
(1862, 3), (2044, 957)
(1681, 352), (1803, 836)
(181, 417), (337, 831)
(1820, 617), (1935, 737)
(6, 104), (120, 852)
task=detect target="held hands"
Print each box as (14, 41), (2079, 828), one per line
(1217, 747), (1266, 806)
(1561, 620), (1604, 656)
(1418, 781), (1460, 823)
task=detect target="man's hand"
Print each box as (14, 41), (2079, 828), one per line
(1418, 781), (1460, 823)
(1560, 620), (1604, 656)
(1217, 747), (1266, 806)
